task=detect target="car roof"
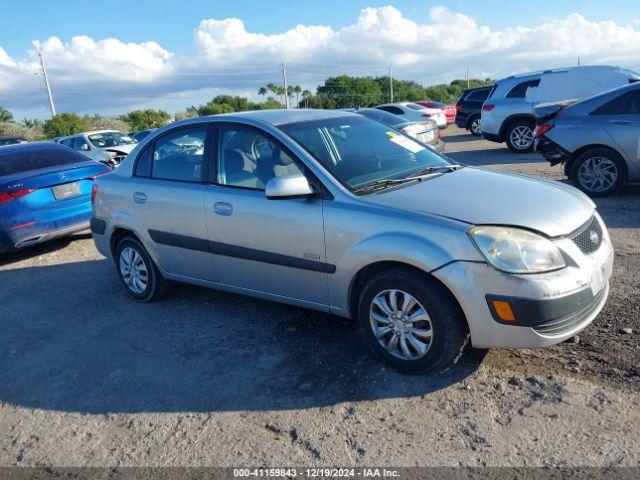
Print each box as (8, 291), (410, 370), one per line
(0, 141), (67, 156)
(0, 135), (27, 140)
(176, 109), (358, 127)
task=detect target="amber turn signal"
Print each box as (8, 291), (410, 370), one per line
(493, 300), (515, 321)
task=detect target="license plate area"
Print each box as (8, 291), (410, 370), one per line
(52, 182), (81, 200)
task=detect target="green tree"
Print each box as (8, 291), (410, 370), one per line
(22, 118), (42, 128)
(120, 109), (171, 131)
(316, 75), (383, 108)
(43, 113), (89, 138)
(197, 102), (234, 116)
(0, 107), (13, 122)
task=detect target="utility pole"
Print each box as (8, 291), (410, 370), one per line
(466, 66), (469, 88)
(281, 60), (290, 109)
(389, 66), (394, 103)
(578, 56), (581, 67)
(38, 49), (56, 117)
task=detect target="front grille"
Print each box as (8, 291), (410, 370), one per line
(569, 216), (603, 255)
(533, 286), (607, 336)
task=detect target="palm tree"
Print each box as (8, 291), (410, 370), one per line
(0, 107), (13, 122)
(291, 85), (302, 107)
(302, 90), (312, 108)
(258, 86), (268, 97)
(22, 118), (42, 128)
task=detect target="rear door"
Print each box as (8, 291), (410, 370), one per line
(128, 124), (217, 281)
(600, 89), (640, 166)
(204, 123), (329, 307)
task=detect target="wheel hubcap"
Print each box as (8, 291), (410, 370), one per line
(471, 119), (480, 134)
(369, 289), (433, 360)
(510, 125), (533, 149)
(578, 157), (618, 193)
(119, 247), (149, 294)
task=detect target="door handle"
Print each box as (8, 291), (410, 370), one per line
(213, 202), (233, 216)
(609, 119), (633, 126)
(133, 192), (147, 204)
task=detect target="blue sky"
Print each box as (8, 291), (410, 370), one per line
(1, 0), (640, 119)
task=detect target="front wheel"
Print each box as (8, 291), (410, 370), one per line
(115, 236), (168, 302)
(505, 120), (535, 153)
(570, 148), (627, 197)
(358, 269), (468, 373)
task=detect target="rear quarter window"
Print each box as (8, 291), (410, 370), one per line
(506, 79), (540, 99)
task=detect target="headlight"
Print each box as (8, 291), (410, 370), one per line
(468, 226), (565, 274)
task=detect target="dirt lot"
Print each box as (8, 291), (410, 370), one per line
(1, 126), (639, 467)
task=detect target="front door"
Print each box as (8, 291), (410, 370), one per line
(204, 123), (329, 307)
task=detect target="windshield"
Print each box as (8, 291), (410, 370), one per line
(280, 116), (452, 191)
(405, 103), (426, 110)
(88, 132), (136, 148)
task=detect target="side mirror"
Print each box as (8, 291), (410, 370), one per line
(265, 174), (315, 200)
(81, 144), (90, 151)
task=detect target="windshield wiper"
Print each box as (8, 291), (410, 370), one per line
(352, 164), (462, 195)
(402, 164), (462, 180)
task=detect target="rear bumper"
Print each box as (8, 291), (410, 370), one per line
(1, 220), (89, 252)
(535, 136), (572, 166)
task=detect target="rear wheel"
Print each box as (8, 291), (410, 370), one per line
(505, 120), (535, 153)
(115, 236), (168, 302)
(570, 148), (627, 197)
(358, 269), (467, 373)
(469, 115), (481, 136)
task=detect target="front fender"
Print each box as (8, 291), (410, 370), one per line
(328, 231), (483, 317)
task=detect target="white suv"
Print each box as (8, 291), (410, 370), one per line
(480, 66), (640, 153)
(57, 130), (137, 168)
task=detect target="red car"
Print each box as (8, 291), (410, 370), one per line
(416, 101), (456, 125)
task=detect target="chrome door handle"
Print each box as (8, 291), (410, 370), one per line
(213, 202), (233, 216)
(133, 192), (147, 204)
(609, 120), (633, 126)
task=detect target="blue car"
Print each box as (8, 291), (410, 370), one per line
(0, 142), (110, 253)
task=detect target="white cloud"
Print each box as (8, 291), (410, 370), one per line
(2, 6), (640, 119)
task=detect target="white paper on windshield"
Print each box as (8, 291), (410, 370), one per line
(389, 134), (425, 154)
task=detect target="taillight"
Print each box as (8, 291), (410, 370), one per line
(455, 104), (462, 112)
(534, 124), (554, 138)
(91, 184), (98, 204)
(482, 104), (495, 111)
(0, 188), (35, 206)
(89, 170), (110, 180)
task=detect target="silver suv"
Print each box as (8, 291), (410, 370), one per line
(91, 110), (613, 372)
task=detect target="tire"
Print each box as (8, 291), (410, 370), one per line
(569, 148), (627, 197)
(115, 236), (168, 302)
(505, 120), (535, 153)
(468, 115), (481, 136)
(357, 268), (468, 373)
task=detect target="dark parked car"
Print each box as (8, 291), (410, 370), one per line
(352, 108), (444, 153)
(455, 86), (493, 136)
(0, 143), (110, 253)
(0, 136), (28, 147)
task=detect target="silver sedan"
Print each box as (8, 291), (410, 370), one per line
(91, 110), (613, 372)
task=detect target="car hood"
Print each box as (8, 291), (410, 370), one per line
(363, 167), (595, 237)
(102, 144), (136, 154)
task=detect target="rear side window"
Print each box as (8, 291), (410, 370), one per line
(72, 136), (89, 151)
(151, 127), (207, 182)
(592, 90), (640, 115)
(0, 147), (87, 176)
(60, 138), (74, 148)
(506, 79), (540, 98)
(466, 88), (490, 102)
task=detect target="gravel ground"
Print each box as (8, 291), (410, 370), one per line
(1, 126), (639, 468)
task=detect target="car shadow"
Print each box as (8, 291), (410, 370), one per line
(0, 259), (483, 414)
(441, 133), (479, 144)
(446, 148), (544, 166)
(0, 231), (92, 267)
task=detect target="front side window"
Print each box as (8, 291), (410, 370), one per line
(60, 138), (74, 148)
(88, 132), (137, 148)
(218, 127), (302, 190)
(280, 116), (452, 191)
(152, 128), (207, 182)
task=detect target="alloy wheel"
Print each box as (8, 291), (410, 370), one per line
(369, 289), (433, 360)
(119, 246), (149, 294)
(471, 118), (481, 135)
(509, 125), (534, 150)
(578, 157), (618, 193)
